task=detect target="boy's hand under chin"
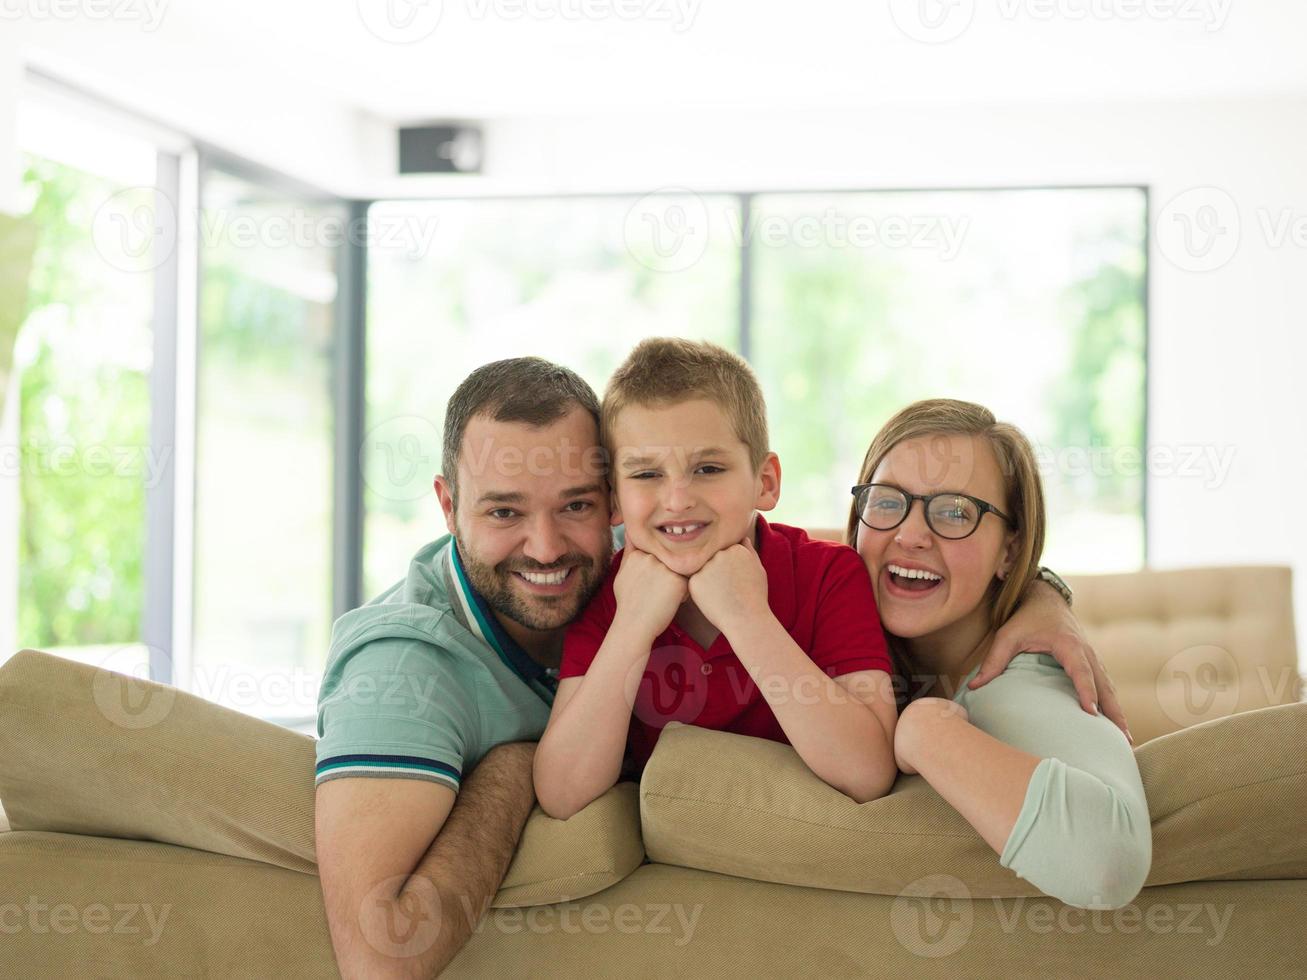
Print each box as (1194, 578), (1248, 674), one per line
(613, 543), (690, 640)
(687, 532), (771, 635)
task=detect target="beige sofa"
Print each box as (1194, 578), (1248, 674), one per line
(1, 565), (1304, 978)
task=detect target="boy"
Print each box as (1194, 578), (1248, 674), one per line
(533, 339), (899, 819)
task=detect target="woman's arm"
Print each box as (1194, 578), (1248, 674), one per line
(893, 696), (1041, 851)
(895, 654), (1151, 909)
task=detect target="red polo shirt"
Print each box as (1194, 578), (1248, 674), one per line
(559, 516), (892, 771)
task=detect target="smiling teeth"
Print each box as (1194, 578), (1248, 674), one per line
(661, 524), (703, 536)
(888, 563), (942, 581)
(520, 569), (570, 585)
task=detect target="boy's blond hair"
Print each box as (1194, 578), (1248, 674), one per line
(602, 338), (770, 470)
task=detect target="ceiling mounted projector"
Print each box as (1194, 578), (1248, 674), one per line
(398, 125), (484, 174)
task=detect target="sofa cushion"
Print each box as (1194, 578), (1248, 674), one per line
(640, 702), (1307, 898)
(0, 649), (643, 907)
(3, 831), (1304, 980)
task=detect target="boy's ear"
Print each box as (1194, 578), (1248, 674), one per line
(434, 474), (458, 537)
(754, 452), (781, 512)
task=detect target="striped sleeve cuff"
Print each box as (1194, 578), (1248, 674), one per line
(315, 753), (462, 791)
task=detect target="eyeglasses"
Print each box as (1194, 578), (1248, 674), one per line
(851, 483), (1016, 540)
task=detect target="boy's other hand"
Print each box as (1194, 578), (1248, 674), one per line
(687, 534), (770, 634)
(614, 544), (690, 640)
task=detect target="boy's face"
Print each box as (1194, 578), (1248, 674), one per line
(609, 398), (780, 577)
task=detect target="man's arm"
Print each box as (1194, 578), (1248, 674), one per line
(315, 741), (537, 980)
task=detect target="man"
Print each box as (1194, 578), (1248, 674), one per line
(314, 356), (1127, 979)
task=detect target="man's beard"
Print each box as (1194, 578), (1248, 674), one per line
(459, 535), (613, 632)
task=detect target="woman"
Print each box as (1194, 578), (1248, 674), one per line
(848, 398), (1151, 909)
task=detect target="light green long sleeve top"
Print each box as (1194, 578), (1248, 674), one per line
(952, 652), (1153, 909)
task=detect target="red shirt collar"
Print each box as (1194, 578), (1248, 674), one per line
(754, 514), (797, 631)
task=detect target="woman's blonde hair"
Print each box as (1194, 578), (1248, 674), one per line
(845, 399), (1046, 698)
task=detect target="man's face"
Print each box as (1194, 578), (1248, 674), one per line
(437, 407), (613, 635)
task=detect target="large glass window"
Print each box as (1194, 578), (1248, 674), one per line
(191, 167), (341, 718)
(751, 188), (1147, 572)
(363, 195), (741, 596)
(5, 104), (158, 674)
(364, 188), (1146, 587)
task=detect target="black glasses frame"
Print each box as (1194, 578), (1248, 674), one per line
(850, 483), (1016, 540)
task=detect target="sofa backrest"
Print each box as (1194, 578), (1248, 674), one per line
(1065, 565), (1300, 742)
(805, 528), (1300, 744)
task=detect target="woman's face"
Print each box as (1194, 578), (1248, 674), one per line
(855, 433), (1018, 640)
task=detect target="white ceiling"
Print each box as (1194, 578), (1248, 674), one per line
(12, 0), (1307, 195)
(155, 0), (1307, 121)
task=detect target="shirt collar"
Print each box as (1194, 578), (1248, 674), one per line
(445, 540), (558, 704)
(754, 514), (798, 631)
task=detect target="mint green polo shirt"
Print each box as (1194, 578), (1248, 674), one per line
(314, 535), (560, 793)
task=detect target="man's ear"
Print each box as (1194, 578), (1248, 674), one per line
(754, 452), (781, 512)
(433, 475), (458, 537)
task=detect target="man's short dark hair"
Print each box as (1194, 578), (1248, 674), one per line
(441, 357), (600, 505)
